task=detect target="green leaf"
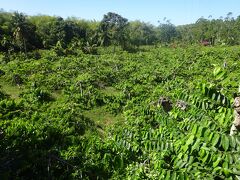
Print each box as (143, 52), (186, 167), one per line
(199, 149), (206, 158)
(196, 126), (203, 138)
(202, 152), (210, 163)
(213, 157), (222, 168)
(208, 132), (214, 142)
(182, 144), (189, 153)
(160, 169), (166, 179)
(179, 172), (186, 180)
(212, 133), (220, 147)
(201, 101), (205, 109)
(215, 71), (226, 80)
(175, 159), (184, 169)
(165, 170), (171, 180)
(191, 124), (198, 135)
(186, 135), (195, 145)
(222, 161), (229, 169)
(223, 168), (232, 177)
(222, 96), (226, 106)
(216, 93), (220, 103)
(226, 154), (233, 165)
(232, 168), (240, 176)
(218, 113), (226, 125)
(201, 83), (206, 94)
(213, 166), (222, 174)
(221, 134), (230, 151)
(212, 93), (216, 101)
(177, 152), (183, 159)
(191, 138), (201, 152)
(204, 129), (211, 141)
(213, 67), (221, 77)
(171, 171), (177, 180)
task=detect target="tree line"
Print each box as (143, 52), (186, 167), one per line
(1, 10), (240, 53)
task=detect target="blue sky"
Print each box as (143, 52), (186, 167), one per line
(1, 0), (239, 25)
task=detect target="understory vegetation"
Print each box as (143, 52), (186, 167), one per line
(0, 45), (240, 179)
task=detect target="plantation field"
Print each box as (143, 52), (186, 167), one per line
(0, 46), (240, 179)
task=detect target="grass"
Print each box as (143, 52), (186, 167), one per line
(83, 106), (124, 130)
(0, 78), (23, 99)
(100, 86), (122, 96)
(51, 90), (63, 100)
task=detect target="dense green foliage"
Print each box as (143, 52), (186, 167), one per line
(0, 6), (240, 180)
(0, 45), (240, 179)
(1, 10), (240, 54)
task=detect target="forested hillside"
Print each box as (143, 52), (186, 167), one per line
(0, 10), (240, 179)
